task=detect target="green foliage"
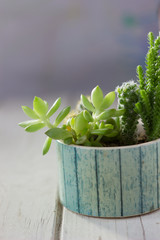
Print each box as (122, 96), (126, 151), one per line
(115, 81), (139, 145)
(33, 96), (48, 117)
(80, 95), (95, 112)
(54, 106), (71, 127)
(45, 128), (72, 140)
(46, 97), (61, 118)
(47, 85), (124, 147)
(19, 97), (71, 155)
(43, 137), (52, 155)
(19, 86), (124, 154)
(19, 32), (160, 155)
(136, 32), (160, 140)
(91, 85), (103, 109)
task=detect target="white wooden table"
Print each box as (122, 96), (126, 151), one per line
(1, 98), (160, 240)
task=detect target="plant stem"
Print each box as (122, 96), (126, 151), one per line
(96, 135), (103, 142)
(41, 118), (54, 129)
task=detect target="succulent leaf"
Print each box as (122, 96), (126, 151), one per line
(46, 98), (61, 118)
(91, 85), (103, 109)
(81, 95), (95, 112)
(54, 106), (71, 127)
(43, 137), (52, 155)
(25, 123), (45, 132)
(74, 112), (89, 135)
(19, 119), (42, 128)
(33, 97), (48, 117)
(100, 91), (115, 110)
(45, 128), (72, 140)
(22, 106), (39, 119)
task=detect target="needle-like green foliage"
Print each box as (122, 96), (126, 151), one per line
(115, 81), (139, 145)
(136, 32), (160, 140)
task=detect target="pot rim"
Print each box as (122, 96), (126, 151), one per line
(57, 137), (160, 150)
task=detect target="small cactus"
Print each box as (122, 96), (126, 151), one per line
(115, 81), (139, 145)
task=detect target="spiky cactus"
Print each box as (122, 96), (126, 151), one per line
(115, 81), (139, 145)
(136, 32), (160, 140)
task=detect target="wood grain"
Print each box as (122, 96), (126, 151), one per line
(56, 140), (160, 217)
(61, 207), (160, 240)
(0, 99), (59, 240)
(1, 99), (160, 240)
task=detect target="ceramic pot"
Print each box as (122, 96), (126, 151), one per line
(56, 139), (160, 218)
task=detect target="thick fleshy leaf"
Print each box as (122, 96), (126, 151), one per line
(33, 96), (48, 116)
(22, 106), (39, 119)
(113, 109), (125, 117)
(63, 137), (73, 145)
(74, 112), (88, 135)
(115, 117), (120, 130)
(106, 118), (117, 129)
(81, 95), (95, 112)
(44, 101), (49, 111)
(54, 106), (71, 127)
(106, 118), (116, 125)
(96, 109), (125, 120)
(105, 130), (119, 137)
(100, 92), (115, 110)
(104, 124), (114, 129)
(99, 121), (105, 129)
(70, 117), (75, 129)
(91, 128), (112, 135)
(83, 110), (93, 122)
(91, 86), (103, 109)
(45, 128), (72, 140)
(91, 142), (103, 147)
(96, 109), (116, 120)
(43, 137), (52, 155)
(76, 135), (87, 144)
(25, 123), (45, 132)
(46, 98), (61, 118)
(19, 119), (41, 128)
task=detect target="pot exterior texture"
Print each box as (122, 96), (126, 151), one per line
(56, 140), (160, 217)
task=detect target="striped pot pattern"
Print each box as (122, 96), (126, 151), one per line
(56, 139), (160, 217)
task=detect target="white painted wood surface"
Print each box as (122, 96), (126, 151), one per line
(0, 99), (59, 240)
(61, 207), (160, 240)
(1, 98), (160, 240)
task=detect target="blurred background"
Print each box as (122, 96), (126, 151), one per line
(0, 0), (159, 102)
(1, 2), (160, 237)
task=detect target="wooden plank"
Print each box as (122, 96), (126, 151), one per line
(141, 143), (158, 212)
(76, 148), (99, 216)
(61, 207), (146, 240)
(120, 147), (142, 216)
(0, 99), (59, 240)
(52, 192), (63, 240)
(140, 210), (160, 240)
(58, 143), (80, 213)
(157, 141), (160, 208)
(96, 149), (121, 217)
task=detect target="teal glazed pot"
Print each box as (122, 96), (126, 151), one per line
(56, 139), (160, 218)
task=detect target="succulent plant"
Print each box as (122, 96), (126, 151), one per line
(19, 96), (71, 155)
(19, 86), (124, 154)
(46, 86), (124, 147)
(19, 32), (160, 155)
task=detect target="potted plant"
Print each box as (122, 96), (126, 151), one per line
(19, 32), (160, 218)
